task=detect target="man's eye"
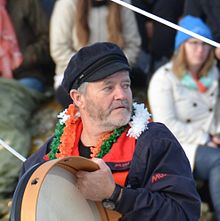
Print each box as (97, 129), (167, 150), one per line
(103, 86), (113, 91)
(122, 83), (130, 89)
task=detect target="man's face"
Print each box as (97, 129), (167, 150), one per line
(81, 70), (132, 131)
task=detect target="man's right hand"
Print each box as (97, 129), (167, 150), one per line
(75, 158), (116, 202)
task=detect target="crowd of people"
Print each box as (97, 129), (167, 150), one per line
(1, 0), (220, 220)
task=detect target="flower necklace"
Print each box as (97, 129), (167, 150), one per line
(44, 102), (151, 160)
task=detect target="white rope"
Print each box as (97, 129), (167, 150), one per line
(0, 138), (26, 162)
(110, 0), (220, 48)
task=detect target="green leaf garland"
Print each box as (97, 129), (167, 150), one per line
(96, 126), (126, 158)
(48, 122), (64, 160)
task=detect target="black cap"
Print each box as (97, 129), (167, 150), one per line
(62, 42), (130, 92)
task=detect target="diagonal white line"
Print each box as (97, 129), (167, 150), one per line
(0, 138), (26, 162)
(111, 0), (220, 48)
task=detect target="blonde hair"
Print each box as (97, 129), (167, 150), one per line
(75, 0), (124, 48)
(172, 43), (214, 78)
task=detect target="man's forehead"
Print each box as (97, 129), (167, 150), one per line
(86, 71), (130, 88)
(102, 71), (130, 82)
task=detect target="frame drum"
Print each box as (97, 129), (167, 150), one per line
(10, 156), (121, 221)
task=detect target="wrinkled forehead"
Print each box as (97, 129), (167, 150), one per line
(85, 70), (130, 91)
(97, 70), (130, 84)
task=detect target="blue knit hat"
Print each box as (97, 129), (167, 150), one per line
(175, 15), (213, 50)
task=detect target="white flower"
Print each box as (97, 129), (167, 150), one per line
(57, 108), (80, 125)
(57, 109), (69, 125)
(127, 102), (151, 139)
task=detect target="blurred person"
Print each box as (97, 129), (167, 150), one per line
(148, 15), (220, 221)
(184, 0), (220, 62)
(131, 0), (185, 75)
(19, 42), (200, 221)
(50, 0), (141, 108)
(0, 0), (54, 215)
(3, 0), (55, 92)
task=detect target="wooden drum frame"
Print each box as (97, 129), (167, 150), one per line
(10, 156), (121, 221)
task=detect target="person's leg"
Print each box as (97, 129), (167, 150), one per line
(184, 0), (203, 17)
(150, 0), (185, 63)
(194, 146), (220, 221)
(131, 0), (152, 54)
(40, 0), (56, 18)
(18, 77), (44, 92)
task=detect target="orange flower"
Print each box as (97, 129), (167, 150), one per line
(56, 104), (79, 158)
(90, 132), (113, 158)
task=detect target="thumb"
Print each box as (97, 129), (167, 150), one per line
(91, 158), (107, 170)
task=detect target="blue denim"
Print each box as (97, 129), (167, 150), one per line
(40, 0), (56, 17)
(18, 77), (44, 92)
(194, 146), (220, 221)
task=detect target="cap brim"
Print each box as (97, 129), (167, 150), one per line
(85, 62), (130, 83)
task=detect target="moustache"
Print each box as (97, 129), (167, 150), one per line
(109, 100), (131, 112)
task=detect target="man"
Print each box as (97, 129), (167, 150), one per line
(20, 42), (200, 220)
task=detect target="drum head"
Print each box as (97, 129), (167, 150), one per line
(36, 165), (102, 221)
(10, 156), (121, 221)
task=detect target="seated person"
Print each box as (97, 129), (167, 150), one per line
(148, 15), (220, 221)
(0, 0), (54, 216)
(50, 0), (141, 107)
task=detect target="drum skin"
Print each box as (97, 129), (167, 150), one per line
(10, 156), (121, 221)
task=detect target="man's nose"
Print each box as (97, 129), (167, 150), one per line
(114, 86), (127, 100)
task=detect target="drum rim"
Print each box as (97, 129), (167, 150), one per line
(10, 162), (44, 221)
(10, 157), (121, 221)
(19, 157), (100, 221)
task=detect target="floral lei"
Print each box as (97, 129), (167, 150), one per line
(44, 102), (151, 160)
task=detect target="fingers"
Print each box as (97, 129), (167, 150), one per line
(75, 159), (115, 201)
(212, 136), (220, 146)
(208, 141), (218, 148)
(75, 170), (88, 178)
(91, 158), (109, 170)
(75, 158), (106, 177)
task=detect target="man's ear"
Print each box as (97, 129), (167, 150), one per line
(69, 89), (82, 107)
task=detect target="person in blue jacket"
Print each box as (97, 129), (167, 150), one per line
(19, 42), (200, 220)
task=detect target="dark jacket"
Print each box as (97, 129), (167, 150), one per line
(20, 122), (201, 221)
(184, 0), (220, 42)
(6, 0), (54, 86)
